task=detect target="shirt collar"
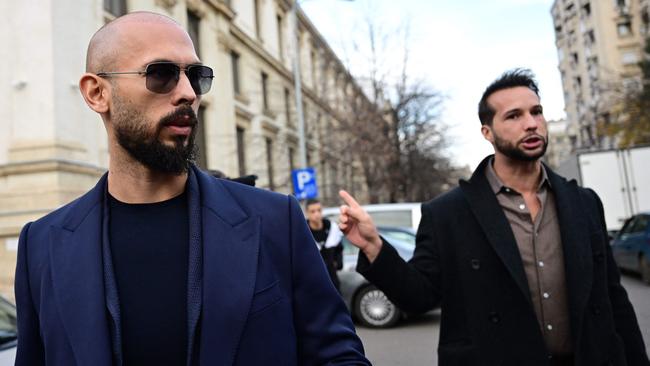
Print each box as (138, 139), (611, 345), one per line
(485, 157), (551, 195)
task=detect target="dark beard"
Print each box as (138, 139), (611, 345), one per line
(113, 100), (198, 175)
(493, 132), (548, 162)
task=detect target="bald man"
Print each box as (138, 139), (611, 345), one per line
(14, 12), (369, 366)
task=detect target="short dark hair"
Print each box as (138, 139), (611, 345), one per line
(478, 68), (540, 126)
(305, 199), (321, 209)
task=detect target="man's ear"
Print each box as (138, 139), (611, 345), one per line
(79, 73), (110, 114)
(481, 124), (494, 144)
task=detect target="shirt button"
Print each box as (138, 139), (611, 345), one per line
(543, 292), (550, 299)
(547, 324), (553, 331)
(519, 204), (526, 210)
(538, 261), (545, 267)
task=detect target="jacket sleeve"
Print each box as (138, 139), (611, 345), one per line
(14, 222), (46, 366)
(590, 189), (650, 366)
(356, 202), (442, 314)
(287, 197), (370, 365)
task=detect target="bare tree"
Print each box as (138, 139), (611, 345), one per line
(602, 37), (650, 147)
(331, 8), (457, 203)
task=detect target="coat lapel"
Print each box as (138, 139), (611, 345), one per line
(460, 156), (533, 306)
(547, 168), (593, 344)
(49, 175), (113, 366)
(192, 168), (261, 365)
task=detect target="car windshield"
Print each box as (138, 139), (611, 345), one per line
(0, 298), (17, 349)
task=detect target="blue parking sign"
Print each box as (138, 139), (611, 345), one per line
(292, 168), (318, 200)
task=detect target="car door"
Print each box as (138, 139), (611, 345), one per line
(629, 215), (649, 272)
(613, 217), (638, 270)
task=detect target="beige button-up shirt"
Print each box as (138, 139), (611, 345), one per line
(485, 160), (572, 356)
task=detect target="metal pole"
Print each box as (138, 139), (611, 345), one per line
(291, 0), (308, 169)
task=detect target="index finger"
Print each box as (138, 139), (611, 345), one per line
(339, 190), (361, 209)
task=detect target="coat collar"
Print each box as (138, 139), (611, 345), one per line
(49, 167), (261, 365)
(461, 155), (593, 343)
(49, 173), (113, 366)
(190, 166), (261, 365)
(459, 156), (532, 306)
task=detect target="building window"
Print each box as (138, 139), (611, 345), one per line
(617, 21), (632, 37)
(254, 0), (262, 40)
(104, 0), (126, 16)
(195, 106), (208, 169)
(231, 52), (241, 95)
(311, 50), (317, 87)
(277, 14), (284, 60)
(284, 88), (292, 126)
(265, 137), (275, 190)
(236, 127), (246, 176)
(622, 51), (639, 65)
(187, 11), (201, 56)
(261, 72), (269, 110)
(289, 147), (295, 173)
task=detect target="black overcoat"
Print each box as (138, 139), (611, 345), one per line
(358, 156), (649, 366)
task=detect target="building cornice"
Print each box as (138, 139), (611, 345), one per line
(0, 159), (106, 178)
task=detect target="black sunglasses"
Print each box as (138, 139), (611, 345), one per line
(97, 62), (214, 95)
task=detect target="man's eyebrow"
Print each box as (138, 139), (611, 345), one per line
(141, 59), (203, 67)
(502, 108), (522, 116)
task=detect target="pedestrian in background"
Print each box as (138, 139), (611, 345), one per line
(339, 69), (649, 366)
(306, 199), (345, 291)
(13, 11), (369, 366)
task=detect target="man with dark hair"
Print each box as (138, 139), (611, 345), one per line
(306, 199), (344, 291)
(13, 11), (369, 366)
(339, 69), (649, 365)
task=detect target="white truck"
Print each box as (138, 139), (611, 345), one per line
(556, 145), (650, 231)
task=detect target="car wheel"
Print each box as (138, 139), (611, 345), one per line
(640, 255), (650, 285)
(353, 285), (401, 328)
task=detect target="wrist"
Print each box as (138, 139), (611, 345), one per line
(363, 237), (383, 263)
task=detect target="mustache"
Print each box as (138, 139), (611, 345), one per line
(159, 106), (198, 128)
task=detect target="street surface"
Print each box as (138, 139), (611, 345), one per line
(356, 274), (650, 366)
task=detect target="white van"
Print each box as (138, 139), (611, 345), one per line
(322, 202), (422, 230)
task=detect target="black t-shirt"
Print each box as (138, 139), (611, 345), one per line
(310, 224), (328, 248)
(108, 191), (189, 366)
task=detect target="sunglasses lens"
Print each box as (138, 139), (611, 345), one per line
(145, 63), (180, 94)
(188, 66), (214, 95)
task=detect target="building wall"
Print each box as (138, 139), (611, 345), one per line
(545, 119), (573, 170)
(0, 0), (371, 300)
(552, 0), (648, 151)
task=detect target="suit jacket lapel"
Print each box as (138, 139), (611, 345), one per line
(192, 168), (261, 365)
(547, 168), (593, 343)
(460, 156), (533, 306)
(186, 169), (202, 366)
(49, 175), (113, 366)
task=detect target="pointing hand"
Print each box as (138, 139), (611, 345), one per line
(338, 190), (383, 263)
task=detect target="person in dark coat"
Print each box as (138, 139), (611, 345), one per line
(338, 69), (649, 366)
(306, 199), (344, 291)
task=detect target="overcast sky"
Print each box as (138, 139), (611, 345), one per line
(302, 0), (564, 170)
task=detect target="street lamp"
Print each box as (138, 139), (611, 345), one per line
(290, 0), (352, 170)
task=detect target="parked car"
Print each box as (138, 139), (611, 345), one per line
(611, 212), (650, 284)
(338, 226), (416, 328)
(0, 296), (17, 365)
(322, 202), (421, 230)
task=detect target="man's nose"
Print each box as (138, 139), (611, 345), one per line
(523, 112), (539, 130)
(172, 71), (198, 106)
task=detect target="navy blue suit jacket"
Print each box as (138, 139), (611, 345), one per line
(14, 166), (369, 365)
